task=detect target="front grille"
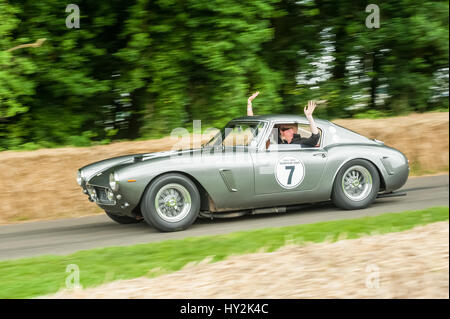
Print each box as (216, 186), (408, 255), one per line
(93, 186), (116, 205)
(96, 187), (108, 202)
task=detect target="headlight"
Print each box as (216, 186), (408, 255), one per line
(77, 171), (83, 186)
(109, 172), (119, 191)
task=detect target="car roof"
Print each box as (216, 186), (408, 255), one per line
(231, 114), (331, 126)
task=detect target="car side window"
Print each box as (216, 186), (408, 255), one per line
(268, 123), (322, 146)
(221, 122), (266, 147)
(265, 124), (320, 150)
(298, 124), (322, 147)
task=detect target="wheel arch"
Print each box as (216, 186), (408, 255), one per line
(330, 157), (386, 198)
(138, 170), (214, 212)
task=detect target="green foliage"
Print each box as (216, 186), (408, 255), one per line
(66, 131), (97, 147)
(0, 0), (448, 149)
(115, 0), (283, 137)
(0, 0), (37, 120)
(15, 142), (40, 151)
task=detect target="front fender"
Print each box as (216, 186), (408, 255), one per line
(112, 153), (206, 209)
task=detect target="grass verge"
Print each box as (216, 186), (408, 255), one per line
(0, 206), (448, 299)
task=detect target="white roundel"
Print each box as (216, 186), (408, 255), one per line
(275, 156), (305, 189)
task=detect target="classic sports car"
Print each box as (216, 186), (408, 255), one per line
(77, 114), (409, 232)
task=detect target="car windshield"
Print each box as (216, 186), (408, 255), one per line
(203, 121), (266, 148)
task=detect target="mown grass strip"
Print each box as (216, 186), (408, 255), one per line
(0, 206), (448, 299)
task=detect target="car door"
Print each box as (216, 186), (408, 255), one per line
(253, 144), (328, 196)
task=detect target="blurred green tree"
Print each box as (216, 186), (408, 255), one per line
(115, 0), (283, 137)
(0, 0), (447, 150)
(0, 0), (37, 149)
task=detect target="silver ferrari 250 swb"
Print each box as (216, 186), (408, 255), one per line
(77, 114), (409, 232)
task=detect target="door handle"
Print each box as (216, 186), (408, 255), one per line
(313, 152), (327, 158)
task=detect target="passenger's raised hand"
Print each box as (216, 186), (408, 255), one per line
(304, 100), (317, 118)
(247, 91), (260, 116)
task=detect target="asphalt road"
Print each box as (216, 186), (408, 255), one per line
(0, 174), (448, 261)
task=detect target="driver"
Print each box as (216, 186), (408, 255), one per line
(278, 123), (319, 146)
(247, 92), (320, 147)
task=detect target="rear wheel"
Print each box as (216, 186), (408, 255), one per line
(105, 211), (142, 224)
(332, 159), (380, 210)
(140, 173), (200, 232)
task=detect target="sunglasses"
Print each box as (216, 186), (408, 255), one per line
(280, 127), (294, 132)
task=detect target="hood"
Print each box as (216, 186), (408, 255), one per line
(79, 148), (202, 185)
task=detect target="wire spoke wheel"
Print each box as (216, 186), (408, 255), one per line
(155, 183), (192, 222)
(141, 173), (200, 232)
(341, 165), (373, 201)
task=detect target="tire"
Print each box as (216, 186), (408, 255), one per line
(140, 173), (200, 232)
(331, 159), (380, 210)
(105, 211), (142, 224)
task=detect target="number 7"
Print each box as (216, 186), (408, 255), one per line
(285, 166), (295, 185)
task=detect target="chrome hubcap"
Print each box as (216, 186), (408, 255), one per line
(341, 165), (373, 201)
(155, 183), (191, 222)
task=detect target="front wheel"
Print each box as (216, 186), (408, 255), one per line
(332, 159), (380, 210)
(140, 173), (200, 232)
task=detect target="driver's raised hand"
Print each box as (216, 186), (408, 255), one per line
(304, 100), (317, 118)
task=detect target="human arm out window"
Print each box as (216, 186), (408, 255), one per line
(296, 124), (321, 147)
